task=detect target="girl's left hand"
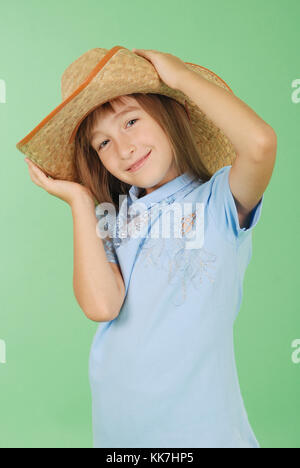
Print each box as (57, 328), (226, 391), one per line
(131, 48), (191, 91)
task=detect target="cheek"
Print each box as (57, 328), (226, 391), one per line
(98, 152), (110, 165)
(100, 155), (118, 173)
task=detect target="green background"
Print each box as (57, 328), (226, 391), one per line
(0, 0), (299, 448)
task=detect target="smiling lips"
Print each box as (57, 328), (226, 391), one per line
(127, 150), (152, 172)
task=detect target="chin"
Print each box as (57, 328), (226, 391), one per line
(135, 174), (163, 189)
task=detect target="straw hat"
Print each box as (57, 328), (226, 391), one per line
(16, 45), (237, 182)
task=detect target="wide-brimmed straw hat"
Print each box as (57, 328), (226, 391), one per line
(16, 45), (236, 182)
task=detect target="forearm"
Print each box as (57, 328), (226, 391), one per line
(178, 69), (275, 156)
(71, 194), (120, 322)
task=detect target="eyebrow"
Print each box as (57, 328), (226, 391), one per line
(91, 105), (141, 143)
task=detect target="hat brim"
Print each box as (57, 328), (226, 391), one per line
(16, 46), (236, 182)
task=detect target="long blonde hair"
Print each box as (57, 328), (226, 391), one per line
(74, 93), (211, 212)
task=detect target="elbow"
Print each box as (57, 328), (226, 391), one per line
(84, 291), (120, 321)
(86, 312), (116, 323)
(88, 294), (122, 322)
(73, 287), (117, 323)
(252, 127), (277, 163)
(256, 126), (277, 152)
(85, 304), (118, 323)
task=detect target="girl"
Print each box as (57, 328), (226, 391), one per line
(19, 47), (277, 448)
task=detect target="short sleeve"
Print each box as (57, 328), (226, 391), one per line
(101, 237), (119, 264)
(207, 165), (264, 245)
(95, 204), (119, 264)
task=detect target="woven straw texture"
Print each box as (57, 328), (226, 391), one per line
(16, 46), (237, 182)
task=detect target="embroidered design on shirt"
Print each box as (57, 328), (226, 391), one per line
(139, 234), (217, 307)
(181, 212), (197, 236)
(111, 199), (172, 249)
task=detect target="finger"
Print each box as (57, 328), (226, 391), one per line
(132, 48), (150, 54)
(26, 159), (47, 179)
(26, 163), (44, 187)
(26, 160), (49, 187)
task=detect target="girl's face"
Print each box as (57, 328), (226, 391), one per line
(90, 96), (179, 195)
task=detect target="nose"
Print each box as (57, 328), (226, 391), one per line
(118, 139), (136, 161)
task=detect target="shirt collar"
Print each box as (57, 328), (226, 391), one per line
(128, 172), (197, 208)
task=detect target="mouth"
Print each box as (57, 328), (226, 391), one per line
(127, 150), (152, 173)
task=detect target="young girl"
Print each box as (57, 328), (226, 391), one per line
(19, 46), (277, 448)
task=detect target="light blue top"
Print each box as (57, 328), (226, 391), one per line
(89, 165), (263, 448)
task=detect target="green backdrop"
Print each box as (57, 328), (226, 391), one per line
(0, 0), (299, 448)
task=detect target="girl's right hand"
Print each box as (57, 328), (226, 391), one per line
(24, 158), (95, 207)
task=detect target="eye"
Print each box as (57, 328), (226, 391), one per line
(97, 118), (139, 152)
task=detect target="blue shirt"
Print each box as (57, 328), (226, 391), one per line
(89, 164), (263, 448)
